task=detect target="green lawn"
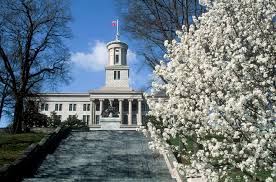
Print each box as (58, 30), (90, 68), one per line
(0, 132), (45, 167)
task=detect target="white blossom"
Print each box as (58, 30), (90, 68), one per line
(144, 0), (276, 181)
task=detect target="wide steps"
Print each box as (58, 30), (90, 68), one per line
(23, 131), (175, 182)
(24, 176), (174, 182)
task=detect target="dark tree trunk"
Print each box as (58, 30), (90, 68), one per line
(0, 95), (6, 121)
(12, 96), (24, 133)
(0, 97), (4, 121)
(0, 84), (8, 121)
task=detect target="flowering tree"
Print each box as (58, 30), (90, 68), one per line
(143, 0), (276, 181)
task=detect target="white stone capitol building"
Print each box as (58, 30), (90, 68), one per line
(40, 38), (148, 130)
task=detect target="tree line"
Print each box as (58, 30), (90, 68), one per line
(0, 0), (71, 133)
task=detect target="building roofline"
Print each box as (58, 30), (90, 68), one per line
(106, 40), (128, 48)
(38, 92), (89, 96)
(38, 91), (145, 96)
(89, 90), (144, 94)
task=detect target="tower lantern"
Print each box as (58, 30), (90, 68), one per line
(106, 40), (128, 66)
(104, 39), (130, 90)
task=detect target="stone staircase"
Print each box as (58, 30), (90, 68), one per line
(23, 131), (175, 182)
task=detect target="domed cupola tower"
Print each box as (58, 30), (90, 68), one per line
(104, 36), (130, 90)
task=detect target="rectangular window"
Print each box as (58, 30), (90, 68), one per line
(115, 49), (119, 64)
(87, 104), (90, 111)
(87, 115), (90, 123)
(114, 71), (120, 80)
(83, 115), (86, 123)
(57, 115), (62, 120)
(83, 104), (86, 111)
(45, 104), (48, 111)
(115, 54), (119, 64)
(55, 104), (58, 111)
(73, 104), (76, 111)
(59, 104), (62, 111)
(41, 104), (45, 111)
(69, 104), (72, 111)
(83, 115), (90, 125)
(114, 71), (117, 80)
(118, 71), (120, 80)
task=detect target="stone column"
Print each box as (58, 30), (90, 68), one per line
(137, 99), (142, 126)
(93, 100), (97, 125)
(128, 99), (132, 125)
(90, 99), (95, 126)
(119, 99), (123, 123)
(99, 99), (104, 116)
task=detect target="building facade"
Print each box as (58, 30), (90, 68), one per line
(39, 38), (148, 129)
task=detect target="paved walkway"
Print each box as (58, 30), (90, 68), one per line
(23, 131), (174, 182)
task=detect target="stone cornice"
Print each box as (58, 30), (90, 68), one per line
(105, 65), (129, 70)
(39, 93), (89, 97)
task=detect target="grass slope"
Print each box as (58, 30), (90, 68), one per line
(0, 132), (45, 166)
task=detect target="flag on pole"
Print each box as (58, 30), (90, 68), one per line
(112, 20), (120, 40)
(112, 20), (117, 27)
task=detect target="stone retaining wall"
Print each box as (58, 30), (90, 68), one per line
(30, 127), (55, 133)
(162, 148), (207, 182)
(153, 136), (207, 182)
(162, 148), (186, 182)
(0, 127), (71, 182)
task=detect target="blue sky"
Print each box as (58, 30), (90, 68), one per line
(0, 0), (152, 127)
(57, 0), (152, 92)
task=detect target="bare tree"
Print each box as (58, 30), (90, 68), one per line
(116, 0), (205, 71)
(0, 0), (71, 133)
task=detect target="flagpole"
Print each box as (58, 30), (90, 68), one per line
(116, 19), (119, 40)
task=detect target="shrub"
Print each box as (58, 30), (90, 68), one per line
(23, 100), (49, 129)
(48, 111), (61, 128)
(62, 115), (86, 129)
